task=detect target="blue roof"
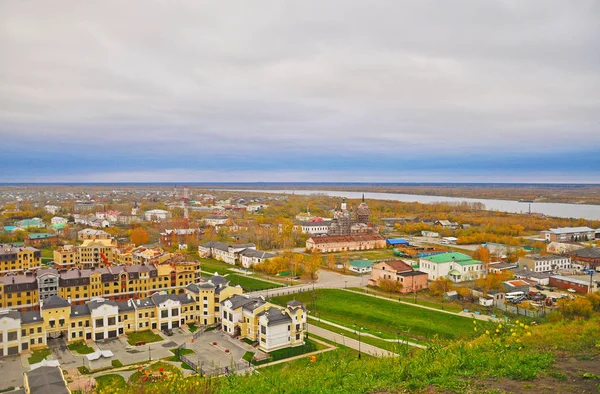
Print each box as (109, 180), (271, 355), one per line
(2, 226), (17, 232)
(386, 238), (409, 246)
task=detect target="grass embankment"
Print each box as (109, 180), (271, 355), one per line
(348, 286), (464, 313)
(95, 374), (126, 392)
(87, 316), (600, 393)
(225, 274), (283, 292)
(272, 289), (473, 342)
(126, 330), (163, 346)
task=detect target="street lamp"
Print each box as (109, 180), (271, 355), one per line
(354, 323), (361, 359)
(344, 280), (347, 289)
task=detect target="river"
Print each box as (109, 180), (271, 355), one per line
(225, 189), (600, 221)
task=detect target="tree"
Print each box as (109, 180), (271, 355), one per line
(130, 227), (150, 246)
(472, 246), (491, 276)
(305, 250), (322, 280)
(327, 254), (336, 269)
(429, 277), (453, 297)
(378, 278), (403, 294)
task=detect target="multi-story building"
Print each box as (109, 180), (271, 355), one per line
(293, 220), (332, 236)
(53, 239), (117, 269)
(518, 254), (571, 273)
(368, 260), (428, 293)
(540, 227), (595, 242)
(16, 218), (45, 230)
(567, 247), (600, 270)
(144, 209), (171, 222)
(419, 252), (484, 282)
(305, 234), (386, 253)
(0, 262), (204, 311)
(203, 215), (229, 227)
(239, 249), (276, 268)
(0, 244), (41, 275)
(78, 228), (111, 241)
(198, 242), (259, 265)
(221, 294), (306, 352)
(0, 273), (244, 357)
(159, 228), (202, 247)
(25, 233), (59, 247)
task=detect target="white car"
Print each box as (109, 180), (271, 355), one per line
(567, 288), (576, 293)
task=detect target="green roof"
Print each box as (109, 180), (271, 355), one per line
(27, 233), (56, 239)
(448, 269), (462, 276)
(349, 260), (373, 268)
(421, 252), (481, 266)
(52, 223), (65, 230)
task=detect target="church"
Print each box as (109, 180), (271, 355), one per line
(328, 195), (374, 236)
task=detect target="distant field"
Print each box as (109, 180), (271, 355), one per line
(272, 289), (474, 342)
(225, 274), (283, 292)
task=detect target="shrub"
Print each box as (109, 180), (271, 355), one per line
(111, 359), (124, 368)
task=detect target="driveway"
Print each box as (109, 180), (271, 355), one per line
(47, 337), (79, 369)
(0, 355), (25, 390)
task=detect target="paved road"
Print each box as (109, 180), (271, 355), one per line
(308, 324), (396, 357)
(248, 269), (366, 298)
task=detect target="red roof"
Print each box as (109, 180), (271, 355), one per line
(379, 260), (413, 272)
(308, 234), (385, 244)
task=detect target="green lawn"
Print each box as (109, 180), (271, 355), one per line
(271, 289), (474, 342)
(225, 274), (283, 292)
(28, 348), (52, 364)
(126, 330), (163, 346)
(67, 341), (95, 354)
(199, 258), (234, 275)
(40, 248), (54, 259)
(188, 323), (198, 333)
(348, 287), (464, 313)
(95, 374), (126, 392)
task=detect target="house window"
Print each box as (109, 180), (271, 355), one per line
(108, 317), (116, 326)
(261, 325), (266, 335)
(161, 310), (168, 318)
(172, 308), (179, 316)
(96, 318), (104, 327)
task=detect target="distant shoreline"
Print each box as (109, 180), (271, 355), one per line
(2, 182), (600, 206)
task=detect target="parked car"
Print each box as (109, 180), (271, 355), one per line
(163, 329), (174, 336)
(567, 288), (576, 293)
(535, 284), (544, 291)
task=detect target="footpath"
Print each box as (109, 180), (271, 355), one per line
(308, 315), (427, 349)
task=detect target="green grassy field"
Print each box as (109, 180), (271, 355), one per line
(348, 287), (464, 313)
(126, 330), (163, 346)
(95, 374), (126, 392)
(272, 289), (474, 342)
(225, 273), (283, 292)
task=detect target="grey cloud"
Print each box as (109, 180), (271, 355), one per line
(0, 0), (599, 155)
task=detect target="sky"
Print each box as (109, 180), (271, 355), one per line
(1, 1), (599, 183)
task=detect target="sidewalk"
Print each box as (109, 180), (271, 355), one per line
(308, 324), (396, 357)
(308, 315), (426, 349)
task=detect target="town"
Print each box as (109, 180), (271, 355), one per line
(0, 185), (598, 393)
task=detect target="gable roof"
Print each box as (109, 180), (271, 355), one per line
(377, 260), (413, 272)
(258, 306), (292, 326)
(25, 366), (70, 394)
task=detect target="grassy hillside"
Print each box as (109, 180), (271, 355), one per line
(271, 289), (474, 341)
(92, 316), (600, 394)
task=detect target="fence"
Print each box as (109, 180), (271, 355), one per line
(496, 303), (548, 318)
(179, 354), (250, 377)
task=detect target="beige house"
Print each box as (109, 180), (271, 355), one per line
(306, 234), (386, 253)
(369, 260), (429, 293)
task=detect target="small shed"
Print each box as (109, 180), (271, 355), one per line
(443, 291), (458, 301)
(386, 238), (410, 246)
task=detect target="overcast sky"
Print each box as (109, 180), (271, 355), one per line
(1, 1), (599, 183)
